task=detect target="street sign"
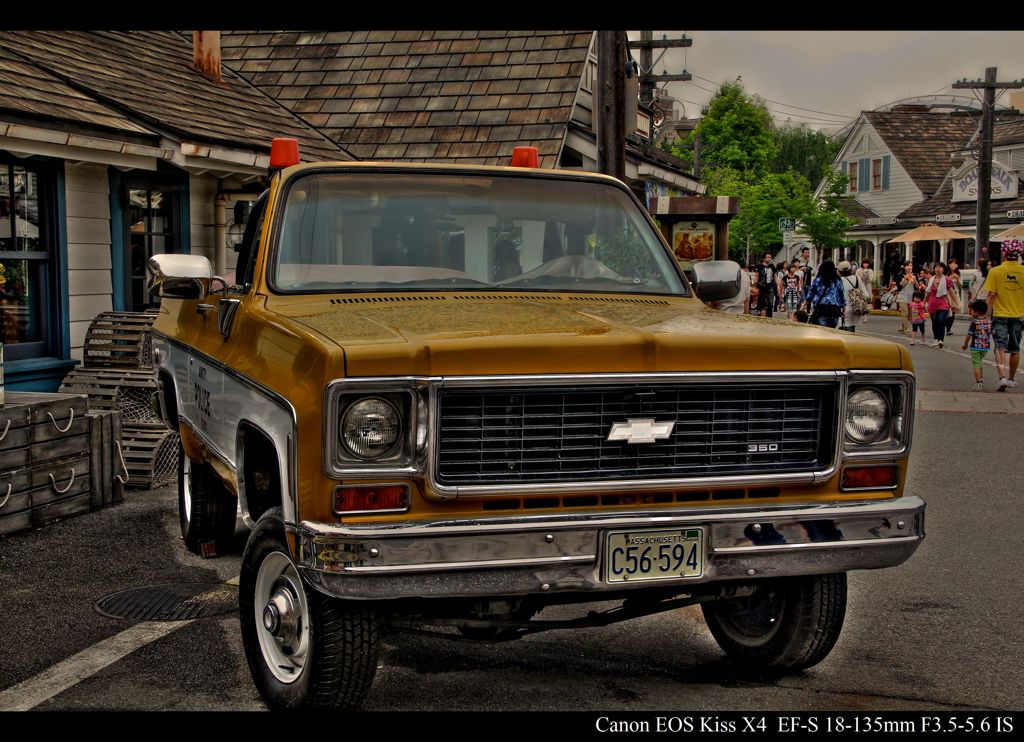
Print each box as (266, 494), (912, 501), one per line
(779, 218), (796, 232)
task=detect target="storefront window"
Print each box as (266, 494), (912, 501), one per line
(127, 187), (174, 311)
(0, 164), (49, 359)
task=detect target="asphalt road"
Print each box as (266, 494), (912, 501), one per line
(1, 313), (1021, 713)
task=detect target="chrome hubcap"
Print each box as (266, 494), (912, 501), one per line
(263, 581), (302, 653)
(253, 551), (310, 683)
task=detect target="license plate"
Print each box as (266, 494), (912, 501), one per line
(604, 528), (704, 583)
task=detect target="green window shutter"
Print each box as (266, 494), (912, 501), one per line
(858, 158), (870, 192)
(882, 155), (891, 190)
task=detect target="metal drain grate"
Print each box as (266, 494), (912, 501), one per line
(95, 583), (237, 621)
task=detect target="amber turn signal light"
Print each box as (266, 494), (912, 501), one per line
(270, 137), (301, 169)
(510, 145), (539, 168)
(334, 484), (410, 514)
(841, 465), (899, 491)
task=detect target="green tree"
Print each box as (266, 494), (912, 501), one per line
(673, 80), (778, 183)
(698, 167), (814, 262)
(772, 123), (843, 183)
(799, 167), (856, 253)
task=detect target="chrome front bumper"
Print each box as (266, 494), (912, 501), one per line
(293, 496), (925, 600)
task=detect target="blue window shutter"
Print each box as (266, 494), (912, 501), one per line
(882, 155), (891, 190)
(858, 158), (870, 192)
(842, 161), (851, 190)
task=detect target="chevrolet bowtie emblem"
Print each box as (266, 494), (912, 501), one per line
(606, 418), (675, 444)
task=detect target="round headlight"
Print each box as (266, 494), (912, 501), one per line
(845, 388), (890, 444)
(341, 398), (402, 460)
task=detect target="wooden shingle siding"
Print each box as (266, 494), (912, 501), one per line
(65, 163), (113, 362)
(188, 175), (217, 266)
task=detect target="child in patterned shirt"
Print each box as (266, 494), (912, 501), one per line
(962, 299), (993, 391)
(908, 291), (927, 345)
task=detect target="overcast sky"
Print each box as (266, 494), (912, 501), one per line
(632, 31), (1024, 135)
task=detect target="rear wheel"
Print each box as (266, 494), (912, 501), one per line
(701, 573), (847, 671)
(239, 509), (380, 710)
(177, 445), (237, 555)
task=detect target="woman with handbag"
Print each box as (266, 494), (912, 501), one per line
(925, 262), (955, 348)
(803, 259), (846, 329)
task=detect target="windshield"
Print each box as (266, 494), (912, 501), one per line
(270, 171), (688, 296)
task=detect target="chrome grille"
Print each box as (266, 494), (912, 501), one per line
(436, 382), (837, 485)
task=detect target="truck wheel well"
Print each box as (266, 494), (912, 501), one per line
(157, 370), (179, 429)
(239, 426), (281, 523)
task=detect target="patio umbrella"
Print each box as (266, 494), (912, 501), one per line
(993, 223), (1024, 240)
(885, 223), (966, 243)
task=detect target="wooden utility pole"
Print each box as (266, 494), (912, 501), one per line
(597, 31), (626, 180)
(953, 68), (1023, 261)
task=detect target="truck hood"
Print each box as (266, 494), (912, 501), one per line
(267, 293), (905, 376)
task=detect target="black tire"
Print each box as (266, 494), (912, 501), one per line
(239, 508), (380, 710)
(177, 445), (237, 555)
(701, 573), (847, 671)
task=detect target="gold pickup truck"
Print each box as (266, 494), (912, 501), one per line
(149, 144), (924, 711)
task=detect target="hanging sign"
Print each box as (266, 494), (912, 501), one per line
(952, 161), (1019, 202)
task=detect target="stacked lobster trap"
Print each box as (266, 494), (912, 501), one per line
(60, 310), (179, 489)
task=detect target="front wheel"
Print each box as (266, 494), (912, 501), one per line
(701, 573), (847, 671)
(239, 509), (380, 710)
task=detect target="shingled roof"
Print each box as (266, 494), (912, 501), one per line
(863, 110), (980, 197)
(220, 31), (593, 168)
(0, 31), (348, 162)
(899, 171), (1024, 220)
(839, 197), (879, 223)
(0, 46), (156, 140)
(994, 116), (1024, 147)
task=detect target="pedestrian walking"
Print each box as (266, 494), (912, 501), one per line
(781, 263), (803, 318)
(857, 258), (875, 314)
(961, 299), (993, 391)
(747, 265), (761, 316)
(896, 261), (917, 335)
(924, 262), (955, 348)
(983, 239), (1024, 391)
(755, 252), (777, 318)
(803, 259), (846, 329)
(837, 260), (868, 332)
(945, 258), (963, 335)
(775, 261), (787, 314)
(908, 291), (927, 345)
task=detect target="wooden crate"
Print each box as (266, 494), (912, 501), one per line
(82, 310), (158, 369)
(120, 424), (179, 490)
(88, 410), (125, 509)
(0, 392), (112, 537)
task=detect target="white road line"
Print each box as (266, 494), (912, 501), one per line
(0, 620), (191, 711)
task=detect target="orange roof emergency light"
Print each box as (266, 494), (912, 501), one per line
(270, 138), (301, 169)
(511, 146), (539, 168)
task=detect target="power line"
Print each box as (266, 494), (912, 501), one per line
(691, 73), (855, 119)
(684, 78), (853, 125)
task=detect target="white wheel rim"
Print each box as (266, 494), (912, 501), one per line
(254, 551), (311, 684)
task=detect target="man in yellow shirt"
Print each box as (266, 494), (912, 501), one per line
(984, 239), (1024, 391)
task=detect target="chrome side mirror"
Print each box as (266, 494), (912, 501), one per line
(691, 260), (742, 302)
(148, 254), (215, 300)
